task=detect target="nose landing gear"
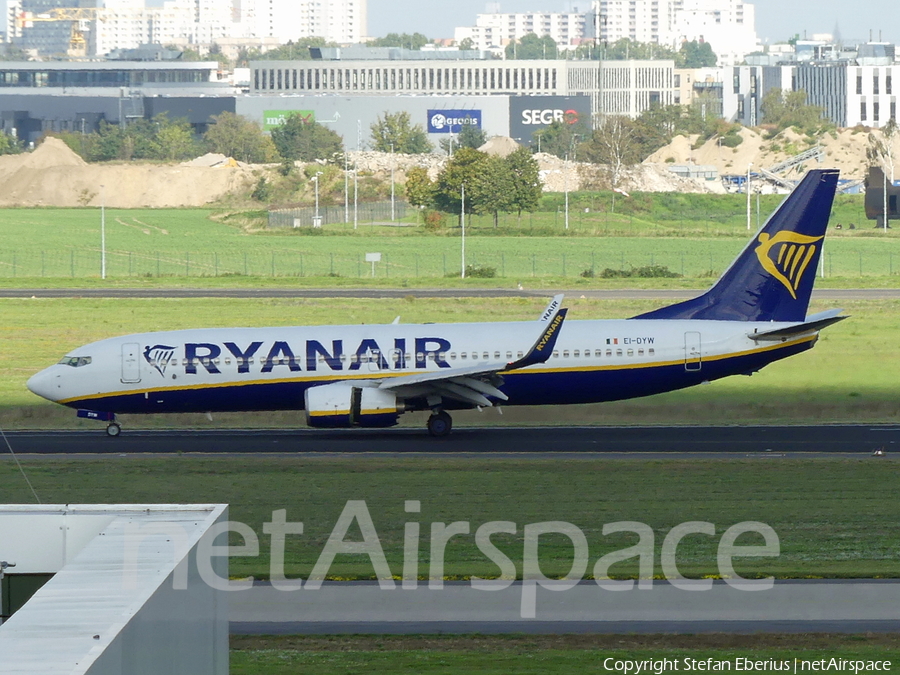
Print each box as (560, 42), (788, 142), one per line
(427, 410), (452, 437)
(106, 422), (121, 437)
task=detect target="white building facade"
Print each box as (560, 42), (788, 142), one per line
(590, 0), (758, 67)
(27, 0), (367, 57)
(454, 10), (588, 53)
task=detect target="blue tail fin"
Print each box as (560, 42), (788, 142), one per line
(634, 169), (839, 322)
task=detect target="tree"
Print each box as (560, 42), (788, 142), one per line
(458, 37), (475, 51)
(600, 38), (677, 61)
(579, 116), (641, 188)
(235, 38), (336, 66)
(155, 117), (198, 161)
(405, 166), (436, 209)
(433, 148), (489, 220)
(457, 119), (487, 149)
(504, 147), (542, 219)
(271, 115), (344, 161)
(203, 112), (276, 163)
(506, 33), (559, 60)
(370, 111), (432, 154)
(368, 32), (430, 50)
(0, 132), (20, 156)
(760, 89), (830, 133)
(676, 40), (717, 68)
(533, 120), (590, 159)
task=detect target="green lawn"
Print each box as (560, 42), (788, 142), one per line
(230, 635), (900, 675)
(0, 201), (897, 281)
(3, 456), (898, 581)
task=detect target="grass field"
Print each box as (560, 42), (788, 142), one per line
(0, 200), (898, 281)
(2, 296), (897, 428)
(3, 455), (899, 581)
(230, 635), (900, 675)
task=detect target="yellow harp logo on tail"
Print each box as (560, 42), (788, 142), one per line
(755, 231), (825, 299)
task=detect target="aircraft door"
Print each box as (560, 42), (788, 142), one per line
(121, 342), (142, 383)
(684, 332), (702, 371)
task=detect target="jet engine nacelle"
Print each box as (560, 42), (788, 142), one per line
(304, 382), (401, 428)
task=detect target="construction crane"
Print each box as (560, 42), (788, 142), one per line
(17, 8), (103, 58)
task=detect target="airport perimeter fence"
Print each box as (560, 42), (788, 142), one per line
(268, 201), (409, 228)
(0, 247), (898, 280)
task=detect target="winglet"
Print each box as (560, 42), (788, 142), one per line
(539, 294), (565, 322)
(505, 308), (567, 371)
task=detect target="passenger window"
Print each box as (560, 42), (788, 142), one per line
(573, 350), (580, 357)
(517, 351), (523, 358)
(450, 352), (457, 359)
(606, 350), (612, 357)
(416, 352), (424, 361)
(483, 352), (489, 360)
(595, 350), (602, 357)
(553, 351), (559, 358)
(649, 348), (655, 355)
(461, 353), (467, 359)
(494, 351), (501, 359)
(563, 350), (570, 358)
(506, 351), (513, 359)
(627, 349), (633, 356)
(638, 349), (644, 356)
(616, 349), (623, 356)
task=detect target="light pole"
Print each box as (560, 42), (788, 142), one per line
(353, 166), (359, 230)
(100, 183), (106, 279)
(460, 182), (466, 279)
(312, 171), (322, 224)
(390, 143), (395, 222)
(564, 154), (570, 230)
(344, 152), (349, 223)
(746, 163), (752, 231)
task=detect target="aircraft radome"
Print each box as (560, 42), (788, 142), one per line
(28, 169), (846, 438)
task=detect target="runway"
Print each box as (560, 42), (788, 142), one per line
(3, 425), (897, 456)
(229, 579), (900, 635)
(0, 288), (897, 300)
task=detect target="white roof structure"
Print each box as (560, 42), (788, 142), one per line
(0, 504), (228, 675)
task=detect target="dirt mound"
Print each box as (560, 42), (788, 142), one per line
(0, 139), (256, 207)
(645, 126), (900, 181)
(20, 136), (88, 169)
(479, 136), (521, 157)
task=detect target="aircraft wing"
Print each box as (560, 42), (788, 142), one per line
(378, 299), (567, 408)
(748, 309), (848, 341)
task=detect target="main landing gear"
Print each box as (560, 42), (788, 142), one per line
(106, 422), (121, 437)
(427, 410), (452, 437)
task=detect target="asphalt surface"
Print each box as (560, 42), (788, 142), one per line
(3, 425), (897, 455)
(229, 579), (900, 635)
(0, 288), (898, 300)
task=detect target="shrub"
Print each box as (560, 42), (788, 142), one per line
(598, 265), (681, 279)
(423, 210), (446, 230)
(464, 264), (497, 278)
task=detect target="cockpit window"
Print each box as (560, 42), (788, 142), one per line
(59, 356), (92, 367)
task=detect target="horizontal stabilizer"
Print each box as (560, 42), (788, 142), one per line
(749, 309), (848, 341)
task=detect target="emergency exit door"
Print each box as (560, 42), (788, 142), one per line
(684, 332), (702, 371)
(121, 342), (142, 383)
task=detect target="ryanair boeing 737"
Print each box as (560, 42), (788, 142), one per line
(27, 169), (846, 437)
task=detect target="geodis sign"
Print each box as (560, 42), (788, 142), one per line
(509, 95), (591, 144)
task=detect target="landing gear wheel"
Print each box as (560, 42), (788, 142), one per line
(106, 423), (121, 437)
(427, 411), (452, 438)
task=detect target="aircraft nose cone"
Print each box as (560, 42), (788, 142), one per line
(27, 368), (61, 402)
